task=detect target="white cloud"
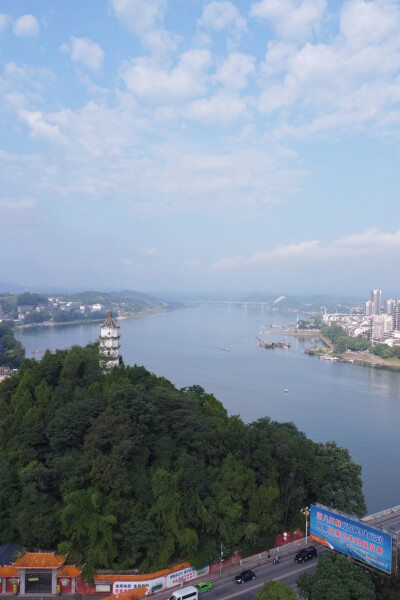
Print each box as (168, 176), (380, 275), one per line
(13, 14), (39, 37)
(250, 0), (326, 40)
(18, 109), (64, 144)
(257, 0), (400, 137)
(340, 0), (399, 48)
(0, 13), (10, 34)
(121, 257), (135, 267)
(0, 196), (37, 210)
(199, 1), (246, 32)
(121, 50), (212, 101)
(184, 92), (247, 124)
(111, 0), (175, 54)
(112, 0), (165, 34)
(208, 228), (400, 270)
(61, 37), (104, 70)
(214, 53), (255, 89)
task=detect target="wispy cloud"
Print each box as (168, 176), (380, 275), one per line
(250, 0), (326, 41)
(208, 229), (400, 270)
(0, 196), (37, 210)
(0, 13), (10, 34)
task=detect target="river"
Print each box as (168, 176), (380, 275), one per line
(15, 304), (400, 514)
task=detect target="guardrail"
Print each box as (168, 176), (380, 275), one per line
(239, 537), (306, 567)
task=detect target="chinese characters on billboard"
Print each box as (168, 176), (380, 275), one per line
(310, 504), (393, 574)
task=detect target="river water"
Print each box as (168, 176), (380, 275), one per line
(15, 304), (400, 514)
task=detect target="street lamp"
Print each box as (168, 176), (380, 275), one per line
(219, 543), (224, 575)
(301, 507), (310, 548)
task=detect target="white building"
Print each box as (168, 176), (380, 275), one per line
(99, 312), (120, 370)
(371, 289), (382, 315)
(370, 314), (393, 342)
(385, 299), (395, 315)
(364, 300), (373, 316)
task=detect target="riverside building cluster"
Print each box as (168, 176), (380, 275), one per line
(322, 289), (400, 347)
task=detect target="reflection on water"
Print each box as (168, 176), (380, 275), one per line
(15, 305), (400, 514)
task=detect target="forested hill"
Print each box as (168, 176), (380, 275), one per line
(0, 345), (366, 577)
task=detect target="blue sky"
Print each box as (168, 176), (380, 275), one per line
(1, 0), (400, 296)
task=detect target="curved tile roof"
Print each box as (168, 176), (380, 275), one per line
(0, 566), (18, 577)
(13, 552), (67, 569)
(58, 565), (82, 577)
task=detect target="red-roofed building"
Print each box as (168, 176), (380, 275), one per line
(0, 553), (211, 597)
(0, 552), (82, 595)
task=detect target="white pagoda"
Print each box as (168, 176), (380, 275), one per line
(99, 311), (120, 370)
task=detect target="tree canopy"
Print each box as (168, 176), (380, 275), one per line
(0, 344), (367, 576)
(255, 580), (297, 599)
(297, 551), (376, 600)
(0, 323), (25, 368)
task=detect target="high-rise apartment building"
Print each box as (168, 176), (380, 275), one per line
(385, 299), (395, 315)
(393, 300), (400, 331)
(364, 300), (373, 316)
(371, 289), (382, 315)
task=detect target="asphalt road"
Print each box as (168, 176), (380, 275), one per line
(160, 508), (400, 600)
(202, 556), (318, 599)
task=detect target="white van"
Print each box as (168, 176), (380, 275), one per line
(168, 586), (198, 600)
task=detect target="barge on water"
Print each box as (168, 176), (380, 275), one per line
(257, 337), (291, 349)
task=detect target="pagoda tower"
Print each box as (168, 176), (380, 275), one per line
(99, 311), (120, 370)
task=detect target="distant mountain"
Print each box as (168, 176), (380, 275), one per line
(110, 289), (164, 303)
(0, 282), (31, 294)
(0, 282), (70, 295)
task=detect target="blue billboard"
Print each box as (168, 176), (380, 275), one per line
(310, 504), (393, 574)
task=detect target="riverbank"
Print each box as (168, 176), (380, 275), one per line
(280, 328), (400, 370)
(13, 307), (170, 331)
(342, 351), (400, 370)
(304, 344), (400, 370)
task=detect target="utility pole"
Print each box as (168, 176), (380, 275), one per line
(219, 543), (224, 575)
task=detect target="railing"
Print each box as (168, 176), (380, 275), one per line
(239, 537), (306, 567)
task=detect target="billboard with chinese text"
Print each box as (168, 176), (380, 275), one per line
(310, 504), (394, 574)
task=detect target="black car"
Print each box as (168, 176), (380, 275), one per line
(295, 547), (317, 563)
(234, 570), (256, 584)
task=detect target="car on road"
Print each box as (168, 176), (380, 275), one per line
(295, 547), (317, 563)
(233, 570), (256, 584)
(196, 582), (212, 593)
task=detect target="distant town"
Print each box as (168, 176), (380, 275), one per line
(320, 289), (400, 347)
(0, 290), (171, 327)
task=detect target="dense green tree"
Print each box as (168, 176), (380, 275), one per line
(311, 442), (366, 517)
(255, 580), (297, 599)
(372, 344), (395, 359)
(16, 292), (48, 306)
(0, 323), (25, 368)
(297, 551), (376, 600)
(60, 487), (118, 572)
(0, 344), (368, 572)
(373, 555), (400, 599)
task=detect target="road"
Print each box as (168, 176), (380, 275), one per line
(158, 508), (400, 600)
(201, 557), (318, 600)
